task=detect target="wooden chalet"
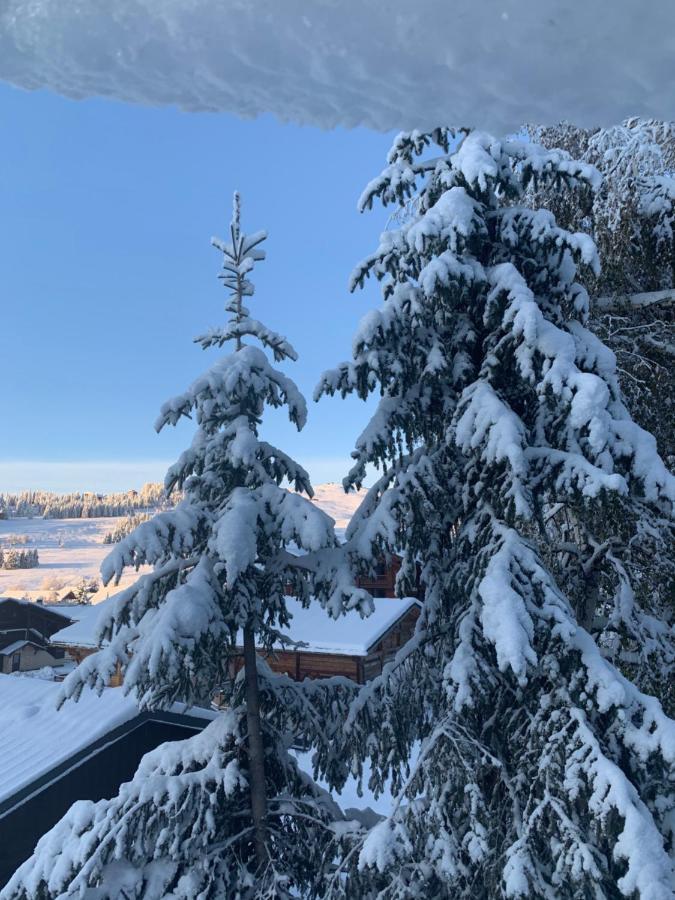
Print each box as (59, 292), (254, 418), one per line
(0, 598), (73, 674)
(51, 593), (421, 687)
(234, 596), (421, 684)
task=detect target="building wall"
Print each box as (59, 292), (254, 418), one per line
(362, 604), (420, 681)
(19, 646), (60, 672)
(228, 649), (361, 684)
(0, 656), (15, 675)
(355, 555), (402, 598)
(355, 555), (423, 599)
(283, 555), (421, 600)
(0, 645), (62, 674)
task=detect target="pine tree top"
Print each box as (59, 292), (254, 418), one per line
(196, 192), (297, 362)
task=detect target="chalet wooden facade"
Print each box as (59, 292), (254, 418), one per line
(0, 598), (72, 674)
(284, 554), (422, 600)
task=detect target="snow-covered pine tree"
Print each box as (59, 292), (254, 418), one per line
(3, 194), (367, 900)
(526, 119), (675, 296)
(316, 130), (675, 898)
(524, 120), (675, 693)
(523, 119), (675, 474)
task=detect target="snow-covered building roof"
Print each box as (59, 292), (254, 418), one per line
(0, 674), (138, 806)
(50, 598), (114, 649)
(51, 595), (421, 658)
(0, 640), (37, 656)
(267, 596), (420, 656)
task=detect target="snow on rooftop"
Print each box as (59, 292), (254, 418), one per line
(50, 598), (114, 649)
(261, 596), (420, 656)
(52, 594), (420, 657)
(0, 639), (33, 656)
(0, 674), (138, 806)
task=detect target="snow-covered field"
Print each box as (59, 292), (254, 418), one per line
(0, 517), (136, 599)
(0, 484), (364, 600)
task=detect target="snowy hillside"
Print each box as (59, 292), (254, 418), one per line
(309, 482), (364, 528)
(0, 484), (364, 600)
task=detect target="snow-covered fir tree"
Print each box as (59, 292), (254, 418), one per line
(526, 118), (675, 296)
(527, 119), (675, 439)
(524, 119), (675, 465)
(526, 119), (675, 671)
(589, 295), (674, 469)
(0, 547), (39, 569)
(316, 129), (675, 897)
(3, 194), (367, 900)
(103, 514), (152, 545)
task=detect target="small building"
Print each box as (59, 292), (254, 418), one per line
(0, 598), (74, 674)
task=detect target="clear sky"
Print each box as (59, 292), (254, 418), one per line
(1, 82), (395, 492)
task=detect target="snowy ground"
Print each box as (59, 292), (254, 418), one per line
(0, 517), (140, 599)
(0, 484), (364, 600)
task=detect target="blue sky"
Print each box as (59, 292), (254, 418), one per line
(1, 83), (394, 492)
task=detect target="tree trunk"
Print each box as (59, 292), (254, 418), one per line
(243, 625), (268, 871)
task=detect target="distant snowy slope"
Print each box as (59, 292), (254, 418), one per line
(310, 483), (363, 529)
(0, 517), (148, 598)
(0, 485), (363, 599)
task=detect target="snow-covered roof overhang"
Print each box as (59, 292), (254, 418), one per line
(50, 598), (114, 649)
(52, 594), (420, 658)
(2, 2), (674, 132)
(0, 640), (43, 656)
(0, 674), (138, 808)
(0, 674), (216, 813)
(248, 596), (421, 657)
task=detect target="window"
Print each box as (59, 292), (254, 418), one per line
(11, 652), (21, 672)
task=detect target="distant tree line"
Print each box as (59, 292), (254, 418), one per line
(0, 483), (173, 519)
(0, 548), (39, 569)
(103, 514), (151, 544)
